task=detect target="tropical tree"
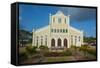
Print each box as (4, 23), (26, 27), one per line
(39, 45), (49, 55)
(80, 45), (88, 56)
(84, 36), (96, 43)
(71, 45), (78, 55)
(25, 45), (37, 58)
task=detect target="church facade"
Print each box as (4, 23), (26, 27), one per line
(32, 11), (83, 49)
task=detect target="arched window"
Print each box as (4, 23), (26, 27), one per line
(57, 29), (59, 33)
(66, 29), (68, 33)
(71, 35), (73, 45)
(75, 36), (77, 45)
(45, 35), (47, 45)
(58, 38), (61, 47)
(63, 29), (65, 33)
(53, 17), (55, 23)
(65, 18), (66, 23)
(64, 38), (67, 47)
(51, 29), (53, 32)
(51, 38), (55, 47)
(79, 36), (80, 42)
(41, 36), (43, 45)
(60, 29), (62, 32)
(54, 29), (56, 33)
(58, 18), (61, 23)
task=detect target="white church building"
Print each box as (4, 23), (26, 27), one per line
(32, 11), (83, 49)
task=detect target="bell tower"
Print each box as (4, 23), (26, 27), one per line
(49, 11), (70, 26)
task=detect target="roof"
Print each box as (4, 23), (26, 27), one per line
(55, 11), (65, 16)
(70, 26), (83, 34)
(35, 25), (49, 33)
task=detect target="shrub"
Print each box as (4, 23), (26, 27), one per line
(79, 45), (88, 51)
(64, 49), (72, 56)
(71, 45), (76, 48)
(25, 45), (37, 58)
(79, 45), (88, 55)
(38, 45), (49, 56)
(71, 45), (77, 50)
(19, 52), (28, 62)
(39, 45), (48, 50)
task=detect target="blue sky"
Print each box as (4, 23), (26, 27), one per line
(19, 4), (96, 37)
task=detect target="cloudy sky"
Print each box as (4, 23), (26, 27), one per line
(19, 4), (96, 37)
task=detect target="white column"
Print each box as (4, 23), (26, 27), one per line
(43, 36), (44, 45)
(32, 33), (34, 46)
(55, 38), (57, 48)
(81, 31), (83, 45)
(67, 39), (70, 48)
(49, 13), (52, 24)
(38, 36), (40, 47)
(61, 39), (63, 47)
(68, 15), (70, 25)
(48, 37), (51, 48)
(73, 36), (75, 45)
(32, 29), (35, 46)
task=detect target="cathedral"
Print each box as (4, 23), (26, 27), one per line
(32, 11), (83, 50)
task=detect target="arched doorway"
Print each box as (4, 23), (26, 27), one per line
(51, 39), (55, 47)
(64, 38), (67, 48)
(58, 38), (61, 47)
